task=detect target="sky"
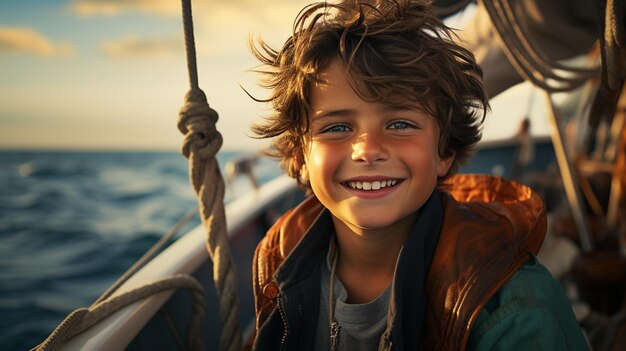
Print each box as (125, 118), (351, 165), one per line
(0, 0), (548, 151)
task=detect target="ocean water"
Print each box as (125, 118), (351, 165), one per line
(0, 141), (556, 351)
(0, 150), (282, 351)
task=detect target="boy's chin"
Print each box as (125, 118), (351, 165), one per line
(333, 210), (418, 237)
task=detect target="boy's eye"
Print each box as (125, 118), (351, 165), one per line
(321, 123), (351, 133)
(388, 120), (418, 129)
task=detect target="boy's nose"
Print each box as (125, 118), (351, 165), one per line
(351, 132), (389, 164)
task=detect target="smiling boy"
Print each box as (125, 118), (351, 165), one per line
(248, 1), (588, 350)
(304, 59), (451, 307)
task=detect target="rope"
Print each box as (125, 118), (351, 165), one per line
(605, 0), (625, 91)
(589, 0), (626, 131)
(434, 0), (474, 18)
(32, 0), (246, 348)
(32, 274), (207, 351)
(95, 206), (199, 304)
(178, 0), (242, 351)
(480, 0), (600, 92)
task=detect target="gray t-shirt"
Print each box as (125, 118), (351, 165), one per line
(313, 246), (391, 351)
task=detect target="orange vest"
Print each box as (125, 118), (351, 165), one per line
(252, 174), (546, 350)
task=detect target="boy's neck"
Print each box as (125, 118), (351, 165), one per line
(330, 213), (416, 304)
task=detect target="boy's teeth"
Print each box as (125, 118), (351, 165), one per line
(348, 180), (397, 190)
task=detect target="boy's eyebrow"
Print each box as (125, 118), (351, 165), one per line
(384, 104), (432, 115)
(311, 108), (355, 119)
(382, 105), (422, 112)
(312, 105), (424, 119)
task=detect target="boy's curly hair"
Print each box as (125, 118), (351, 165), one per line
(250, 0), (488, 187)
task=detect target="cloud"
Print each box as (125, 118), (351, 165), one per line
(193, 1), (312, 58)
(101, 35), (183, 59)
(70, 0), (179, 16)
(73, 0), (312, 58)
(69, 0), (306, 18)
(0, 27), (74, 58)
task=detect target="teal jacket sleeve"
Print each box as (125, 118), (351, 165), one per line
(467, 256), (590, 351)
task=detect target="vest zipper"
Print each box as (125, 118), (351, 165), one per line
(277, 294), (289, 351)
(330, 320), (340, 350)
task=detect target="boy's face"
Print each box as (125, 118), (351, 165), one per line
(303, 59), (454, 236)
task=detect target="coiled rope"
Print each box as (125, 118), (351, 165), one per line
(480, 0), (600, 92)
(433, 0), (474, 18)
(479, 0), (626, 252)
(177, 0), (242, 350)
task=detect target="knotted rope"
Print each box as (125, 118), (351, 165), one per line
(33, 274), (206, 351)
(177, 1), (242, 351)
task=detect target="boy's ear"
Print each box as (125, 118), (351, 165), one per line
(437, 152), (455, 177)
(299, 163), (310, 183)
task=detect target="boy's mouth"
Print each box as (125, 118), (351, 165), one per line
(344, 179), (400, 191)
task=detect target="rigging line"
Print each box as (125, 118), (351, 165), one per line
(544, 91), (594, 252)
(181, 0), (199, 90)
(605, 0), (624, 91)
(94, 206), (199, 305)
(588, 0), (625, 132)
(33, 274), (207, 351)
(178, 1), (242, 351)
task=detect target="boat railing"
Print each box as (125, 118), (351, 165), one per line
(59, 175), (297, 350)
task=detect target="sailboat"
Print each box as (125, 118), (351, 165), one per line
(34, 0), (625, 350)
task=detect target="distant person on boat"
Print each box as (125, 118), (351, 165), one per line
(247, 1), (589, 350)
(511, 117), (535, 181)
(225, 153), (260, 190)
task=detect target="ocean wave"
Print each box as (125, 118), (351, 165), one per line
(0, 150), (284, 350)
